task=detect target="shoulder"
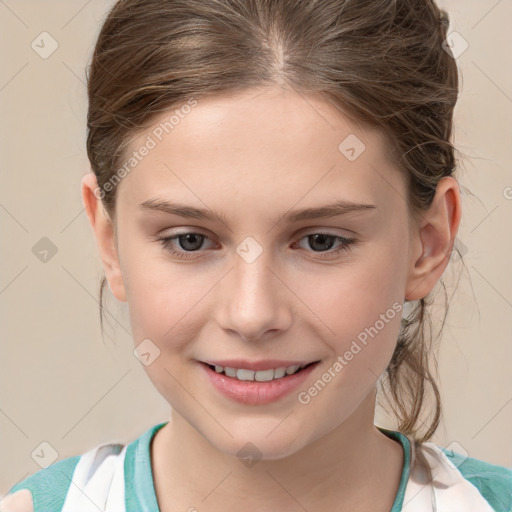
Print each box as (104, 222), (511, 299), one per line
(1, 455), (80, 512)
(440, 447), (512, 512)
(2, 442), (125, 512)
(2, 422), (167, 512)
(0, 489), (34, 512)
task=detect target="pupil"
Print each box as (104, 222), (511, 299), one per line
(309, 234), (334, 251)
(180, 234), (203, 251)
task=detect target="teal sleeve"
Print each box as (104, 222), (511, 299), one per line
(442, 449), (512, 512)
(5, 456), (81, 512)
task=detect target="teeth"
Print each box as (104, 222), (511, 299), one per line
(224, 367), (237, 377)
(286, 365), (301, 375)
(273, 367), (286, 379)
(208, 363), (310, 381)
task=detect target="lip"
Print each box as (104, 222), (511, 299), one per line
(201, 359), (316, 371)
(197, 360), (321, 405)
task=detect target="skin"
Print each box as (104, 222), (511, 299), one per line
(0, 490), (33, 512)
(1, 83), (461, 512)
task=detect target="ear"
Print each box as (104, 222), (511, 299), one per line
(405, 176), (462, 301)
(81, 172), (127, 303)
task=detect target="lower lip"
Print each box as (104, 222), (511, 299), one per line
(198, 361), (320, 405)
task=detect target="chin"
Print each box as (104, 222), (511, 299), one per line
(212, 426), (311, 463)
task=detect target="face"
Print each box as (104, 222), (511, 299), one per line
(92, 85), (422, 460)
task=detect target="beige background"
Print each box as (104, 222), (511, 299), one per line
(1, 0), (511, 495)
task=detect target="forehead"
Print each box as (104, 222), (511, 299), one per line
(116, 85), (406, 219)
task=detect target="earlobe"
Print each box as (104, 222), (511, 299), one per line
(405, 177), (462, 301)
(81, 172), (127, 303)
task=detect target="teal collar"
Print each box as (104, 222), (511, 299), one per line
(377, 427), (412, 512)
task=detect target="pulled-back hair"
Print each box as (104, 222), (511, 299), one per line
(86, 0), (465, 444)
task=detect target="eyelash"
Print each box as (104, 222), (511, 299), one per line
(156, 232), (356, 260)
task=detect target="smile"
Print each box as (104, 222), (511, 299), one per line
(198, 360), (321, 405)
(204, 362), (317, 382)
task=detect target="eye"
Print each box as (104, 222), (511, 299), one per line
(156, 232), (217, 260)
(293, 233), (356, 259)
(157, 230), (356, 261)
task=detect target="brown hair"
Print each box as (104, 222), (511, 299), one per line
(86, 0), (465, 444)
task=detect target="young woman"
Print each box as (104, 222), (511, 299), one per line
(2, 0), (511, 511)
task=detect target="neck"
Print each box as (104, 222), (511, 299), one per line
(151, 389), (404, 512)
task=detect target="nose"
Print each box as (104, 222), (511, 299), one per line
(216, 247), (292, 341)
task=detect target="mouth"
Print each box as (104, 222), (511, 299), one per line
(198, 359), (321, 405)
(199, 360), (320, 382)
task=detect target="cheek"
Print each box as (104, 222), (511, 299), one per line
(294, 264), (404, 423)
(307, 253), (404, 333)
(119, 238), (198, 340)
(121, 249), (211, 396)
(302, 250), (405, 375)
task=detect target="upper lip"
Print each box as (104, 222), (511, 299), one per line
(200, 359), (320, 371)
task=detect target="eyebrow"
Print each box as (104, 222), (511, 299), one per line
(139, 198), (377, 225)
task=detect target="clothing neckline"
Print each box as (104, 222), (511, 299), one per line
(377, 427), (412, 512)
(125, 421), (411, 512)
